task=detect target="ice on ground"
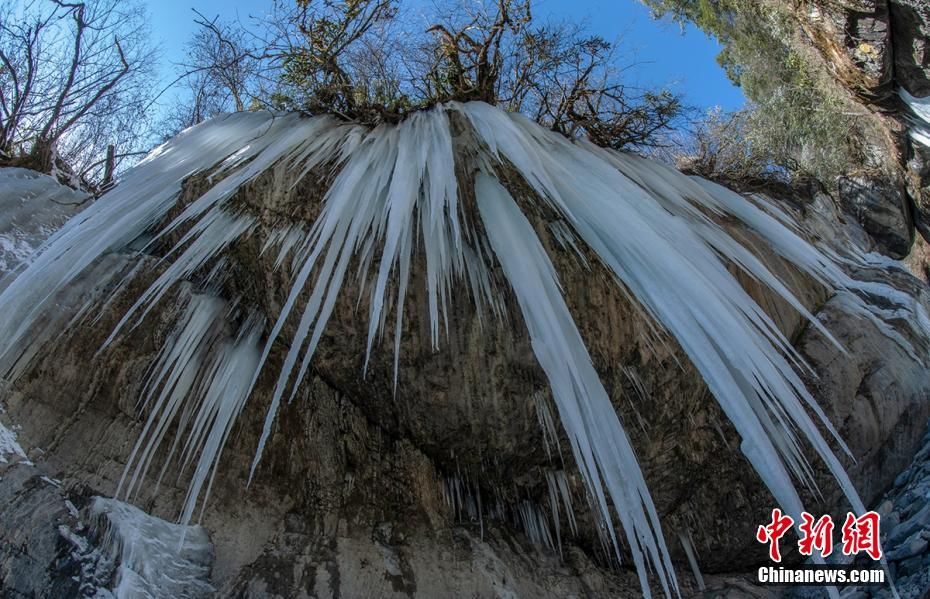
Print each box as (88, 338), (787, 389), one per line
(0, 421), (28, 464)
(88, 497), (214, 599)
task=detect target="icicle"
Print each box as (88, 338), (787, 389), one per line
(0, 115), (260, 366)
(678, 529), (705, 591)
(116, 291), (264, 528)
(534, 392), (561, 460)
(476, 172), (676, 597)
(118, 293), (225, 501)
(105, 210), (256, 344)
(515, 500), (555, 550)
(546, 468), (577, 558)
(247, 106), (464, 479)
(178, 313), (264, 526)
(459, 99), (866, 517)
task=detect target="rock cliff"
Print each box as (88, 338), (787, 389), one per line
(1, 7), (930, 593)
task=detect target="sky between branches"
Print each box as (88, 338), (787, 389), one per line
(144, 0), (745, 120)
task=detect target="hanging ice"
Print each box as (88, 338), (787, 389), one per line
(0, 101), (895, 597)
(477, 172), (674, 594)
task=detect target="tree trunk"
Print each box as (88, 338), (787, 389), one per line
(103, 145), (116, 187)
(28, 138), (55, 175)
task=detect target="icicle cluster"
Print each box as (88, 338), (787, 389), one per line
(0, 101), (914, 597)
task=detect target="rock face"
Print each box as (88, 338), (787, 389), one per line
(794, 0), (929, 105)
(889, 0), (930, 97)
(0, 455), (214, 598)
(0, 459), (89, 598)
(866, 422), (930, 598)
(837, 173), (914, 257)
(792, 0), (930, 253)
(797, 0), (895, 102)
(796, 260), (930, 505)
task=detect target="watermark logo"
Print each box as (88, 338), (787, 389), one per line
(756, 509), (882, 562)
(755, 509), (885, 587)
(756, 508), (794, 561)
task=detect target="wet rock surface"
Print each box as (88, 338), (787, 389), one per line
(837, 173), (914, 257)
(889, 0), (930, 97)
(0, 452), (215, 598)
(0, 459), (83, 598)
(855, 421), (930, 598)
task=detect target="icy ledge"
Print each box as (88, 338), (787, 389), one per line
(0, 167), (87, 276)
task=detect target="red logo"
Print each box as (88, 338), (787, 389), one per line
(841, 511), (882, 560)
(756, 509), (882, 561)
(756, 508), (794, 562)
(798, 513), (835, 557)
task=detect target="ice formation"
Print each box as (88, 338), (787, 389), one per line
(0, 101), (913, 596)
(901, 88), (930, 147)
(0, 421), (28, 464)
(87, 497), (214, 599)
(0, 167), (87, 279)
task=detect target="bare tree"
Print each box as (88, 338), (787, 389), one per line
(661, 107), (791, 187)
(422, 2), (682, 148)
(155, 11), (264, 140)
(189, 11), (257, 113)
(0, 0), (155, 185)
(266, 0), (683, 147)
(159, 0), (683, 150)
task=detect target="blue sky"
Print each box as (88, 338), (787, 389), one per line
(145, 0), (745, 114)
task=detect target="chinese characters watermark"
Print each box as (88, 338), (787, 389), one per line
(756, 509), (882, 562)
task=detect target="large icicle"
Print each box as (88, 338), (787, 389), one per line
(117, 292), (265, 526)
(245, 107), (468, 478)
(0, 112), (354, 371)
(476, 173), (675, 596)
(458, 102), (865, 520)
